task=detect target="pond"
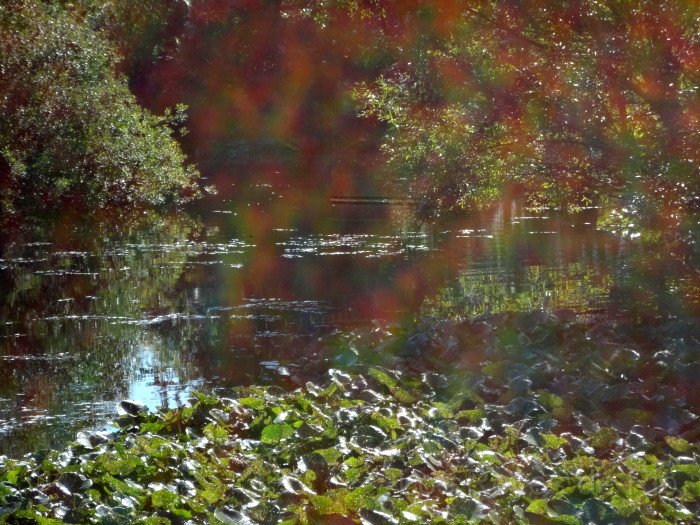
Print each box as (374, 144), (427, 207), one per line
(2, 168), (695, 457)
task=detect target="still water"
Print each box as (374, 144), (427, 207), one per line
(0, 182), (693, 456)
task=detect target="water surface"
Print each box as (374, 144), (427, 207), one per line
(0, 183), (693, 456)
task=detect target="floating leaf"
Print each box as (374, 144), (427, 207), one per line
(260, 423), (295, 444)
(56, 472), (92, 495)
(665, 436), (691, 453)
(368, 368), (397, 389)
(238, 397), (265, 411)
(118, 400), (148, 417)
(151, 489), (179, 510)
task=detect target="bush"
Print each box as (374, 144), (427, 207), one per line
(0, 0), (200, 215)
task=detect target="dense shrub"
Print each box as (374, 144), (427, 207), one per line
(0, 0), (200, 215)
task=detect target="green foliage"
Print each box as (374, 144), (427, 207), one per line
(82, 0), (190, 79)
(0, 0), (200, 215)
(260, 423), (295, 444)
(0, 314), (698, 523)
(340, 1), (700, 225)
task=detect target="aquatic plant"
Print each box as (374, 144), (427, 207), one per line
(1, 313), (697, 523)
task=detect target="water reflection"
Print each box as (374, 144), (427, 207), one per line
(0, 192), (696, 455)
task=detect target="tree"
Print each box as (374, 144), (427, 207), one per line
(0, 0), (200, 216)
(308, 1), (698, 232)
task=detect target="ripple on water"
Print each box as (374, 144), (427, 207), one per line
(278, 232), (429, 258)
(1, 353), (78, 362)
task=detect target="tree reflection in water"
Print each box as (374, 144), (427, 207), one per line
(1, 193), (696, 455)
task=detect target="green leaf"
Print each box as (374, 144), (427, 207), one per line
(345, 485), (378, 511)
(369, 368), (398, 388)
(313, 447), (343, 465)
(589, 427), (618, 450)
(311, 490), (349, 514)
(238, 397), (265, 410)
(671, 464), (700, 480)
(151, 489), (179, 509)
(681, 481), (700, 502)
(665, 436), (691, 453)
(526, 499), (549, 515)
(542, 433), (568, 449)
(260, 424), (295, 444)
(203, 423), (229, 445)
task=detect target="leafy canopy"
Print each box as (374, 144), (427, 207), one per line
(0, 0), (200, 215)
(301, 1), (699, 225)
